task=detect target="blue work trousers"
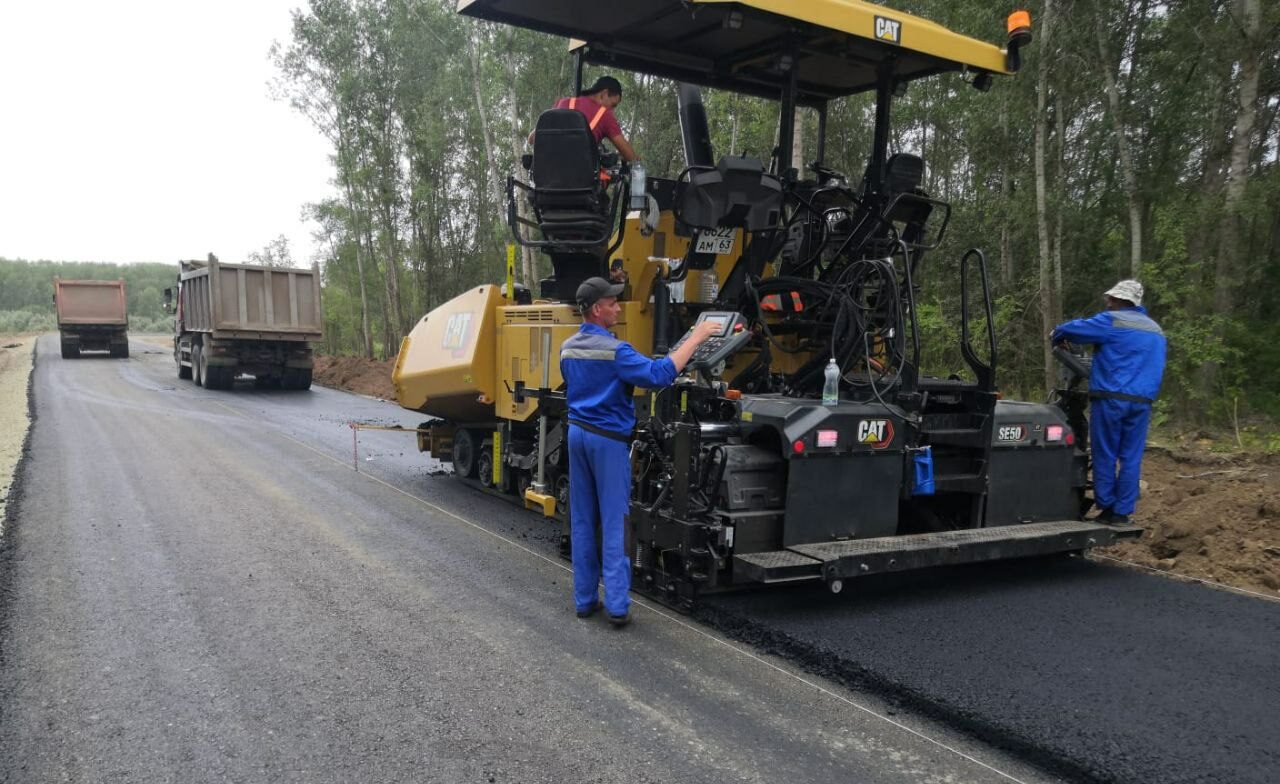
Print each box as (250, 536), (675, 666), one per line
(1091, 398), (1152, 516)
(567, 426), (632, 617)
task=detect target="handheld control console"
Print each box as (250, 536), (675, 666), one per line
(669, 311), (752, 371)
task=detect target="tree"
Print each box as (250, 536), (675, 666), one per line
(247, 234), (296, 267)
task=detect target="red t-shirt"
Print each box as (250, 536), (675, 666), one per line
(553, 96), (623, 145)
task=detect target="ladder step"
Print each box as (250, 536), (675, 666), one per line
(922, 428), (987, 447)
(933, 473), (987, 493)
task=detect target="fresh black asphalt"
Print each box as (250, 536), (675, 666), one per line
(702, 559), (1280, 783)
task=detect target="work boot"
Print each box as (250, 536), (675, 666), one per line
(1092, 508), (1114, 523)
(607, 610), (631, 628)
(1107, 514), (1131, 526)
(576, 601), (602, 619)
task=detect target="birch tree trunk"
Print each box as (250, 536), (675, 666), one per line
(337, 128), (374, 359)
(467, 30), (505, 260)
(1202, 0), (1262, 396)
(1095, 9), (1144, 278)
(1052, 85), (1065, 327)
(790, 110), (805, 173)
(998, 95), (1013, 282)
(1034, 0), (1056, 394)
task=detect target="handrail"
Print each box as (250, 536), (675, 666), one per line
(959, 248), (997, 391)
(896, 237), (922, 394)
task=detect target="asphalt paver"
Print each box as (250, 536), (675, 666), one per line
(0, 336), (1054, 783)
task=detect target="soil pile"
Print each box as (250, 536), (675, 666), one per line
(314, 354), (396, 400)
(1103, 449), (1280, 596)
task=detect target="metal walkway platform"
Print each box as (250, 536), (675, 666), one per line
(734, 521), (1142, 585)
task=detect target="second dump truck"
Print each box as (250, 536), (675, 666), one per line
(166, 258), (323, 390)
(53, 277), (129, 359)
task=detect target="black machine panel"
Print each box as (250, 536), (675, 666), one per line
(737, 395), (906, 546)
(985, 401), (1081, 525)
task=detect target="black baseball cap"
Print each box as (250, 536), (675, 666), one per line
(576, 276), (625, 308)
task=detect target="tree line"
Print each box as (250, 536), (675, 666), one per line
(269, 0), (1275, 425)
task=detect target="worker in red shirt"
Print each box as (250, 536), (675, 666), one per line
(534, 76), (640, 163)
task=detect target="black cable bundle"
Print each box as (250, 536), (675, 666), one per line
(743, 256), (906, 399)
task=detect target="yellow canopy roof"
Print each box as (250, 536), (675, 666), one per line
(458, 0), (1013, 102)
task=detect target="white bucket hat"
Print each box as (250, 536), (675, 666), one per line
(1105, 279), (1143, 307)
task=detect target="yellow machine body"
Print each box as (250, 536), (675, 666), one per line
(393, 284), (500, 423)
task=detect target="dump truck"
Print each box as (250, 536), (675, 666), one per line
(165, 258), (323, 390)
(53, 277), (129, 359)
(394, 1), (1139, 607)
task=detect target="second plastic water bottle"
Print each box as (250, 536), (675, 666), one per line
(822, 358), (839, 406)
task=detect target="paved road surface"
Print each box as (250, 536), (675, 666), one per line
(0, 336), (1057, 784)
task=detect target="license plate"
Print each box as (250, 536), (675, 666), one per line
(694, 227), (736, 255)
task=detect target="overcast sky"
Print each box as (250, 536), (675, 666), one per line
(0, 1), (334, 266)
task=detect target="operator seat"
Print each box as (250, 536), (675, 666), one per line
(528, 108), (612, 301)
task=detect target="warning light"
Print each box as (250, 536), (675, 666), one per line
(1046, 425), (1065, 442)
(793, 439), (806, 454)
(1007, 10), (1032, 39)
(1066, 432), (1075, 446)
(724, 389), (742, 401)
(816, 429), (839, 448)
(1005, 9), (1033, 73)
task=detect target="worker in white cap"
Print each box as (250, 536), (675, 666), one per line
(1051, 280), (1167, 525)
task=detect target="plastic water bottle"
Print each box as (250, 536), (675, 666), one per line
(822, 358), (840, 406)
(698, 270), (719, 303)
(629, 162), (647, 210)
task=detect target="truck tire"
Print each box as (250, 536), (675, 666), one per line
(61, 342), (79, 359)
(452, 428), (478, 479)
(110, 343), (129, 359)
(281, 368), (313, 391)
(477, 447), (495, 488)
(193, 342), (205, 387)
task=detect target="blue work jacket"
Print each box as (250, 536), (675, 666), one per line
(1051, 306), (1167, 401)
(560, 322), (677, 435)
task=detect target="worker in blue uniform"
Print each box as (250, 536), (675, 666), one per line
(560, 277), (718, 626)
(1052, 280), (1166, 525)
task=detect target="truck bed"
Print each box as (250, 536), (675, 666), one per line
(54, 279), (128, 326)
(179, 260), (322, 340)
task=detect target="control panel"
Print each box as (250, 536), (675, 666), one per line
(670, 310), (752, 371)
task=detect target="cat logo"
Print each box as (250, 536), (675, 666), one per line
(442, 312), (473, 356)
(874, 16), (902, 45)
(857, 418), (895, 449)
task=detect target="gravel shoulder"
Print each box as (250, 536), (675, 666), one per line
(0, 335), (35, 526)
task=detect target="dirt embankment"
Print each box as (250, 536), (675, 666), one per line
(1101, 449), (1280, 595)
(0, 337), (36, 524)
(312, 353), (1280, 598)
(314, 354), (397, 400)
